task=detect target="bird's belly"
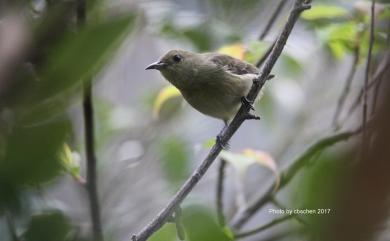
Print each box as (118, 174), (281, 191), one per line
(180, 85), (242, 122)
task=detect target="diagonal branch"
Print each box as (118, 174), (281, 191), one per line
(131, 1), (311, 241)
(231, 128), (361, 230)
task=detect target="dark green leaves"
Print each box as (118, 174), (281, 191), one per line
(24, 211), (72, 241)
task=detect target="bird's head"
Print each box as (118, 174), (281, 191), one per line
(146, 49), (199, 89)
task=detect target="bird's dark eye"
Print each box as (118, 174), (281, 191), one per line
(173, 54), (182, 63)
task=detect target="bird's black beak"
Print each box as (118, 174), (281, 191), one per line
(145, 61), (167, 70)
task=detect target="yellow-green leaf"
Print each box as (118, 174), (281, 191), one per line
(59, 143), (84, 183)
(302, 5), (349, 20)
(218, 43), (246, 60)
(153, 85), (182, 119)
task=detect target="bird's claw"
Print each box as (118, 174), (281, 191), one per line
(241, 96), (255, 110)
(244, 113), (261, 121)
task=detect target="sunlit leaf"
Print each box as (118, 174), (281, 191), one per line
(317, 22), (358, 59)
(218, 43), (246, 60)
(302, 5), (349, 20)
(153, 85), (182, 119)
(328, 41), (348, 59)
(59, 143), (85, 184)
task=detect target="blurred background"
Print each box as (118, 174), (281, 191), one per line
(0, 0), (389, 241)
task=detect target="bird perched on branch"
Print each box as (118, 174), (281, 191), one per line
(146, 49), (263, 145)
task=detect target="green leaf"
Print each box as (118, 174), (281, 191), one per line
(24, 211), (71, 241)
(148, 223), (177, 241)
(0, 117), (71, 186)
(159, 137), (190, 186)
(182, 205), (232, 241)
(317, 22), (358, 59)
(302, 5), (349, 20)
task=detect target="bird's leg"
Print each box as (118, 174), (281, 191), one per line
(216, 121), (230, 150)
(241, 96), (255, 110)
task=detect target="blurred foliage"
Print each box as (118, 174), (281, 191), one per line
(302, 5), (350, 20)
(148, 223), (177, 241)
(294, 151), (352, 238)
(302, 2), (390, 60)
(159, 137), (190, 187)
(153, 85), (182, 119)
(220, 149), (280, 192)
(182, 205), (232, 241)
(160, 19), (241, 52)
(0, 0), (136, 240)
(23, 211), (72, 241)
(60, 143), (84, 183)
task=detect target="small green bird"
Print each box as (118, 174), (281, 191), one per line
(146, 49), (261, 127)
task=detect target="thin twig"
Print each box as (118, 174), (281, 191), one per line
(216, 158), (227, 227)
(270, 198), (308, 227)
(342, 52), (389, 125)
(259, 0), (290, 40)
(362, 0), (376, 158)
(234, 215), (293, 239)
(332, 45), (360, 130)
(131, 1), (311, 241)
(231, 128), (361, 230)
(256, 39), (277, 68)
(370, 21), (390, 117)
(78, 1), (104, 241)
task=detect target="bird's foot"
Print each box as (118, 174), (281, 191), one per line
(253, 74), (275, 84)
(216, 134), (230, 150)
(241, 96), (255, 110)
(244, 113), (261, 121)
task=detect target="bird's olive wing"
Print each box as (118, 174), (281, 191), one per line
(209, 54), (259, 75)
